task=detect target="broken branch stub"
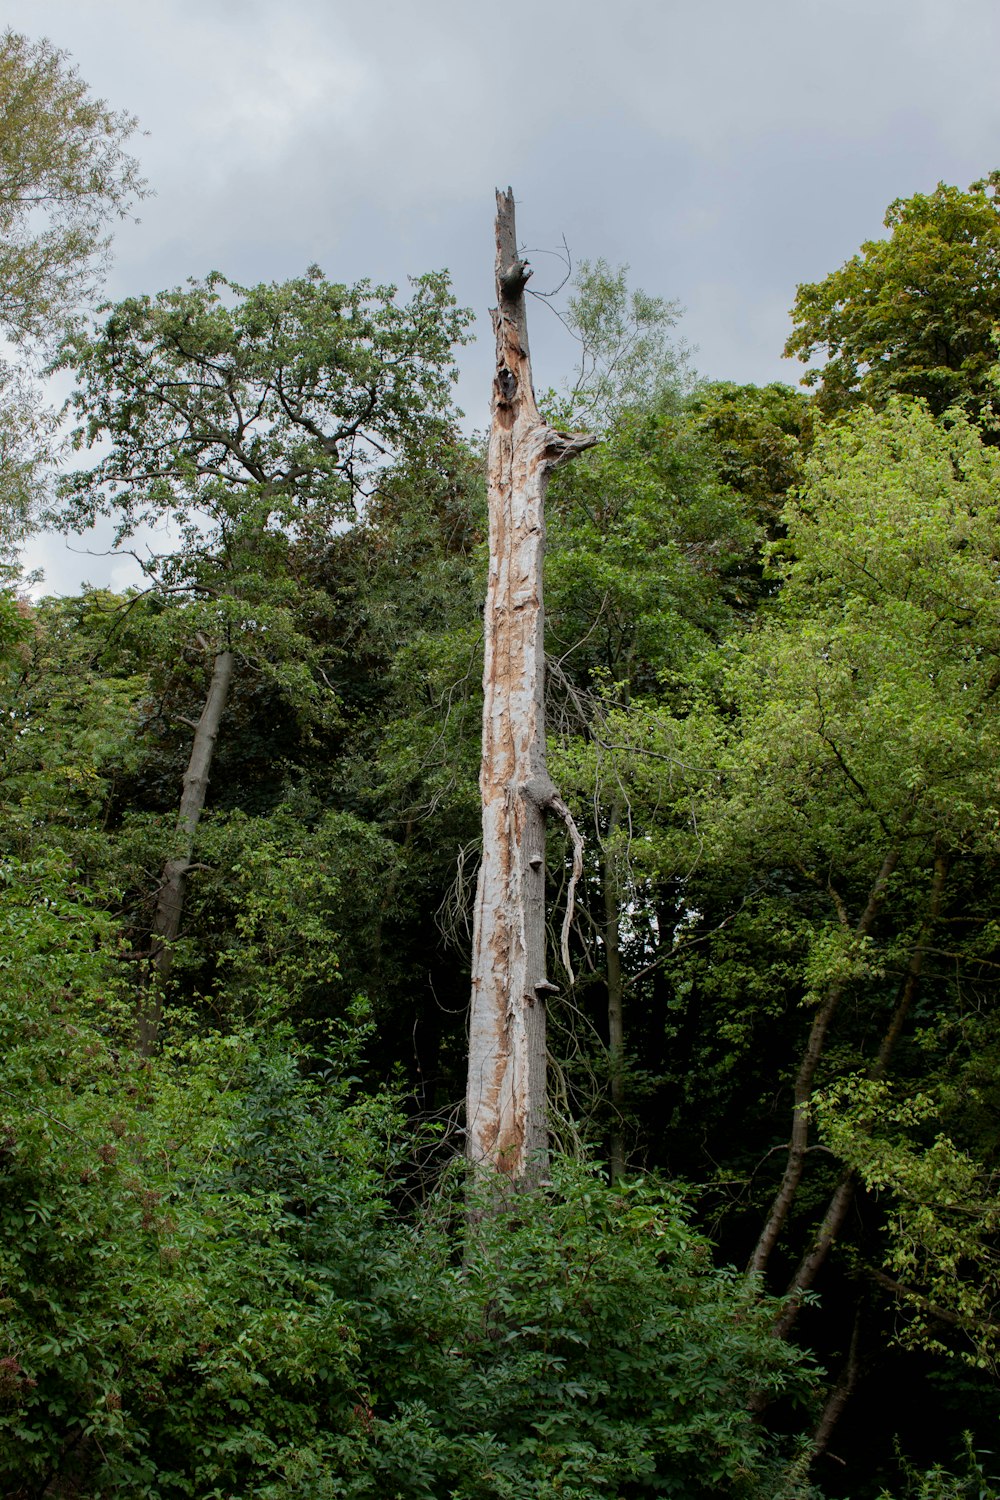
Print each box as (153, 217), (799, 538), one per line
(465, 188), (596, 1181)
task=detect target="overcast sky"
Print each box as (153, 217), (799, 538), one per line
(11, 0), (1000, 590)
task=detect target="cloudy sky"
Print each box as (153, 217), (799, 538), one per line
(10, 0), (1000, 589)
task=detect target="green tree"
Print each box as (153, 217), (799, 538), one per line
(0, 28), (146, 350)
(0, 365), (56, 570)
(683, 380), (814, 540)
(541, 401), (758, 1175)
(0, 29), (145, 574)
(785, 173), (1000, 423)
(0, 590), (148, 874)
(637, 398), (1000, 1468)
(547, 257), (688, 432)
(315, 441), (486, 1096)
(55, 267), (471, 1046)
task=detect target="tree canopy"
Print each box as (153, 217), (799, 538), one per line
(0, 28), (146, 350)
(785, 172), (1000, 423)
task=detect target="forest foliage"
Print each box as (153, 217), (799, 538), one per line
(2, 30), (1000, 1500)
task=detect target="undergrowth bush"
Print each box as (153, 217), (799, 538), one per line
(876, 1436), (1000, 1500)
(0, 855), (816, 1497)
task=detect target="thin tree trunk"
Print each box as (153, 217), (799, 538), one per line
(604, 804), (626, 1182)
(868, 845), (947, 1078)
(137, 646), (234, 1054)
(466, 189), (594, 1180)
(772, 845), (947, 1339)
(811, 1300), (863, 1458)
(749, 834), (906, 1278)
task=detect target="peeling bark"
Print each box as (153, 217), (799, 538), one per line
(465, 189), (595, 1179)
(137, 646), (234, 1054)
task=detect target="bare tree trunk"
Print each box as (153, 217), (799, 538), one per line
(749, 833), (907, 1278)
(466, 189), (595, 1180)
(137, 646), (234, 1054)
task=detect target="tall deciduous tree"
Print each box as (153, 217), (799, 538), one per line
(58, 267), (470, 1047)
(0, 29), (146, 567)
(785, 173), (1000, 423)
(558, 257), (687, 431)
(543, 398), (759, 1176)
(744, 400), (1000, 1289)
(466, 190), (594, 1179)
(673, 398), (1000, 1449)
(0, 28), (146, 350)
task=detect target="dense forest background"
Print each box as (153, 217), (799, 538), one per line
(3, 27), (1000, 1500)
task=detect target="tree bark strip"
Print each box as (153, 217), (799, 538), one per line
(465, 189), (594, 1179)
(138, 645), (234, 1054)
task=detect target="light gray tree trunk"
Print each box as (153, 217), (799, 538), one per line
(465, 189), (594, 1180)
(137, 645), (234, 1054)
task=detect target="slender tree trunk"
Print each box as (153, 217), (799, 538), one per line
(749, 833), (907, 1278)
(771, 845), (947, 1339)
(811, 1300), (863, 1458)
(137, 646), (234, 1054)
(603, 804), (626, 1182)
(466, 189), (594, 1180)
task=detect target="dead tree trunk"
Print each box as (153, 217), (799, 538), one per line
(137, 644), (234, 1054)
(465, 188), (595, 1180)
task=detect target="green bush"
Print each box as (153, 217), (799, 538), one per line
(0, 856), (814, 1497)
(877, 1437), (1000, 1500)
(341, 1163), (816, 1499)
